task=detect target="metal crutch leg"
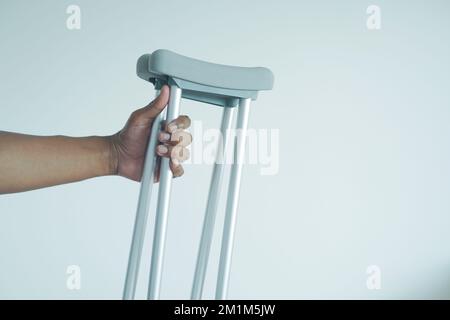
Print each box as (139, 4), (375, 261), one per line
(147, 84), (182, 299)
(123, 89), (163, 300)
(216, 98), (251, 299)
(191, 106), (235, 300)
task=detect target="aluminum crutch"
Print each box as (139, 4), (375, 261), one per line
(125, 49), (273, 300)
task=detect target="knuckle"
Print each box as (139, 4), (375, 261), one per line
(180, 115), (191, 127)
(129, 110), (141, 122)
(171, 130), (191, 144)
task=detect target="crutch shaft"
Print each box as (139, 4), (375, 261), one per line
(123, 90), (162, 300)
(147, 84), (182, 300)
(191, 107), (235, 299)
(216, 98), (251, 299)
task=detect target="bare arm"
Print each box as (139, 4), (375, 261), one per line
(0, 132), (114, 194)
(0, 85), (192, 194)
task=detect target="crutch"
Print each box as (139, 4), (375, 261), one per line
(123, 49), (274, 300)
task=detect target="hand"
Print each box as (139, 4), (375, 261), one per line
(110, 85), (192, 182)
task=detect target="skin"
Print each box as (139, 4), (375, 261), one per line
(0, 85), (192, 194)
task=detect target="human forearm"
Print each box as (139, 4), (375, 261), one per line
(0, 132), (115, 194)
(0, 87), (191, 194)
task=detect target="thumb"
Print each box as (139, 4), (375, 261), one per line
(132, 85), (170, 124)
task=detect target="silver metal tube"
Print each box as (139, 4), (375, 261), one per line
(215, 98), (251, 300)
(147, 84), (182, 299)
(191, 107), (235, 300)
(123, 90), (162, 300)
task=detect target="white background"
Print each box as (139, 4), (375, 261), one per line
(1, 0), (450, 299)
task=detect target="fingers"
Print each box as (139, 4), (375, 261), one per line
(159, 115), (192, 146)
(130, 85), (170, 125)
(155, 114), (192, 179)
(165, 115), (191, 133)
(170, 159), (184, 178)
(153, 158), (184, 181)
(156, 144), (190, 162)
(156, 144), (189, 178)
(158, 130), (192, 147)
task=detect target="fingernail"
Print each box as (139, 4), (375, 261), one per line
(168, 123), (177, 133)
(174, 166), (184, 178)
(160, 132), (170, 141)
(157, 145), (168, 154)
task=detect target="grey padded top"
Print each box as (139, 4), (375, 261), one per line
(143, 49), (274, 91)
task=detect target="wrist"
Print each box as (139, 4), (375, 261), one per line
(105, 134), (119, 176)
